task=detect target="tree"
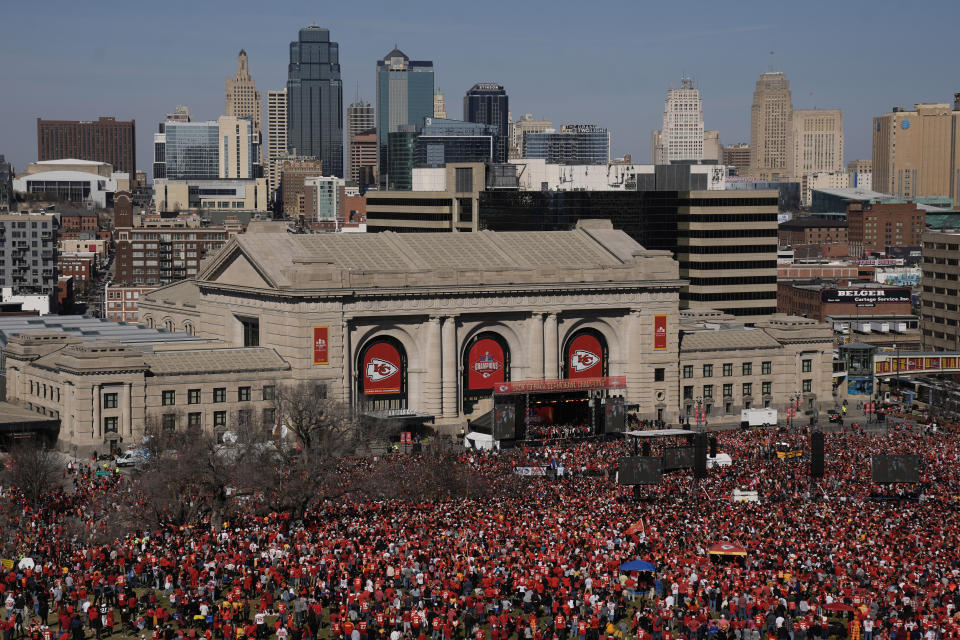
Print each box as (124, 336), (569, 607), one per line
(0, 440), (60, 506)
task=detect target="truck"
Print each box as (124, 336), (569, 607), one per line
(740, 407), (777, 428)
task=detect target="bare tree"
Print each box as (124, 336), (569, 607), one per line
(0, 440), (60, 506)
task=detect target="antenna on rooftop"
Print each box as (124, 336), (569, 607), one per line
(768, 51), (776, 72)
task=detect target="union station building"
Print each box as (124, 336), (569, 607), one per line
(4, 220), (836, 450)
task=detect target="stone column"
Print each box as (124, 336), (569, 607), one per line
(423, 316), (443, 417)
(92, 384), (101, 441)
(441, 316), (457, 418)
(122, 382), (132, 438)
(528, 313), (544, 380)
(543, 313), (558, 379)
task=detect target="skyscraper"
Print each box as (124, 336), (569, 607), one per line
(873, 100), (960, 199)
(287, 26), (343, 177)
(153, 106), (192, 181)
(788, 109), (843, 179)
(346, 101), (375, 184)
(749, 71), (792, 180)
(524, 125), (609, 165)
(652, 77), (704, 164)
(464, 84), (509, 164)
(510, 114), (552, 159)
(376, 47), (434, 185)
(266, 89), (288, 194)
(433, 90), (447, 119)
(225, 49), (262, 138)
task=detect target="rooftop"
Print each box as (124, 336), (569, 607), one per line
(779, 217), (848, 229)
(0, 316), (210, 350)
(813, 187), (951, 212)
(143, 347), (289, 376)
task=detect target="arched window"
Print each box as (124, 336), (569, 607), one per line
(562, 328), (609, 379)
(357, 336), (408, 411)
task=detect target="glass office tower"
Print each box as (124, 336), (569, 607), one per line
(524, 125), (610, 165)
(414, 118), (497, 167)
(463, 84), (509, 163)
(376, 48), (434, 187)
(287, 26), (344, 177)
(164, 122), (219, 180)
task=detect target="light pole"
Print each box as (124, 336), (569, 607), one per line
(695, 396), (704, 432)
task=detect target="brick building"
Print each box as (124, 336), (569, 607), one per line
(279, 157), (323, 216)
(778, 262), (865, 281)
(113, 193), (229, 286)
(36, 117), (136, 177)
(778, 217), (848, 247)
(57, 253), (95, 292)
(778, 280), (912, 322)
(847, 201), (926, 258)
(57, 210), (99, 240)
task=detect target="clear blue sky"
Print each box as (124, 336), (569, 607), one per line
(2, 0), (959, 178)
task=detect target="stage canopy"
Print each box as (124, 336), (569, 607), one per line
(625, 428), (692, 438)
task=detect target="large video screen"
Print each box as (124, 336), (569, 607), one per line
(493, 400), (517, 440)
(663, 446), (695, 471)
(871, 455), (920, 483)
(604, 397), (626, 433)
(617, 456), (663, 485)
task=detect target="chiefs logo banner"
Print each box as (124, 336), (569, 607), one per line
(566, 332), (605, 379)
(362, 341), (403, 395)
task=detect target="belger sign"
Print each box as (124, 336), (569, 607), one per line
(820, 287), (911, 306)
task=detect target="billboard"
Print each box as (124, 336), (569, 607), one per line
(313, 326), (329, 365)
(494, 376), (626, 395)
(361, 340), (404, 395)
(820, 287), (911, 306)
(493, 399), (517, 440)
(466, 336), (507, 392)
(654, 315), (668, 350)
(617, 456), (663, 485)
(847, 376), (874, 395)
(663, 446), (695, 471)
(565, 331), (606, 379)
(871, 454), (920, 483)
(604, 396), (626, 433)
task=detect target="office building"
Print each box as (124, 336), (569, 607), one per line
(37, 117), (136, 178)
(163, 121), (219, 180)
(510, 114), (552, 159)
(524, 125), (610, 165)
(789, 109), (843, 180)
(778, 217), (848, 248)
(152, 107), (192, 181)
(921, 230), (960, 351)
(279, 156), (324, 216)
(376, 47), (434, 185)
(703, 131), (723, 164)
(351, 131), (378, 191)
(415, 118), (497, 168)
(346, 101), (375, 184)
(508, 160), (726, 192)
(387, 128), (419, 191)
(800, 171), (849, 208)
(723, 144), (751, 175)
(303, 175), (346, 225)
(873, 100), (960, 200)
(464, 84), (509, 163)
(152, 178), (268, 213)
(433, 89), (447, 119)
(847, 158), (872, 190)
(651, 77), (704, 163)
(225, 50), (262, 139)
(286, 26), (343, 177)
(217, 116), (259, 179)
(366, 163), (485, 232)
(0, 156), (13, 211)
(847, 201), (926, 258)
(749, 72), (792, 180)
(265, 89), (288, 195)
(0, 214), (58, 295)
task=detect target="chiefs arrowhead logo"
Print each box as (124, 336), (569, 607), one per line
(570, 349), (600, 372)
(496, 384), (509, 393)
(365, 358), (398, 382)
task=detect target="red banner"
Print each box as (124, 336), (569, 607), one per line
(313, 326), (328, 365)
(466, 337), (507, 391)
(566, 332), (604, 379)
(494, 376), (626, 395)
(362, 340), (403, 395)
(654, 315), (668, 351)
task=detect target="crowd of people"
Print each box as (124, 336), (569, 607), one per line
(1, 412), (960, 640)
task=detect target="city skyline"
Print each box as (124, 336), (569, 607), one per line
(3, 0), (960, 178)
